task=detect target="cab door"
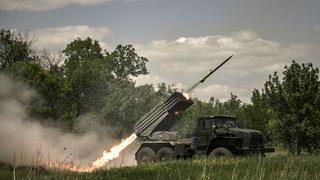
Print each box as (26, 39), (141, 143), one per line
(194, 119), (210, 154)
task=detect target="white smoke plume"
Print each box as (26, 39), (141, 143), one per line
(0, 74), (138, 169)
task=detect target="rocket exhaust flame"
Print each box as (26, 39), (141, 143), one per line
(182, 92), (191, 100)
(48, 133), (137, 172)
(91, 133), (137, 169)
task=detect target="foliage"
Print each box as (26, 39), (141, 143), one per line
(107, 44), (148, 80)
(63, 37), (103, 76)
(60, 37), (151, 133)
(63, 58), (112, 116)
(262, 61), (320, 154)
(0, 29), (35, 70)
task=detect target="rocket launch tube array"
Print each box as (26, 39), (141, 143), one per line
(134, 92), (193, 138)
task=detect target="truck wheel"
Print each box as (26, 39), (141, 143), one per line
(209, 147), (233, 157)
(136, 147), (156, 165)
(157, 147), (174, 161)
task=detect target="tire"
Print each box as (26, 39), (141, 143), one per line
(136, 147), (156, 165)
(209, 147), (233, 157)
(156, 147), (174, 162)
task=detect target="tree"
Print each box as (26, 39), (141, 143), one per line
(61, 38), (112, 123)
(107, 44), (148, 80)
(63, 37), (103, 76)
(62, 58), (113, 119)
(263, 61), (320, 154)
(0, 29), (35, 70)
(61, 38), (150, 131)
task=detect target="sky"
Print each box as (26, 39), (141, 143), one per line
(1, 0), (320, 102)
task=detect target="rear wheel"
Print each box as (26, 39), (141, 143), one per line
(209, 147), (233, 157)
(136, 147), (156, 165)
(156, 147), (174, 161)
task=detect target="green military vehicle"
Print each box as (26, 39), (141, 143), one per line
(192, 115), (274, 157)
(133, 56), (274, 164)
(134, 92), (274, 164)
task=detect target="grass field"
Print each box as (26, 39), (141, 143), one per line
(1, 154), (320, 180)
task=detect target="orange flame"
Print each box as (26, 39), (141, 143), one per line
(47, 133), (137, 172)
(182, 92), (191, 100)
(91, 133), (137, 170)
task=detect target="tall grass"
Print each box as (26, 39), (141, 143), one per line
(1, 155), (320, 179)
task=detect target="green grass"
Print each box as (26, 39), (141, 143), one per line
(1, 155), (320, 180)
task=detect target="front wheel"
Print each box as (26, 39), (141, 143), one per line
(209, 147), (233, 157)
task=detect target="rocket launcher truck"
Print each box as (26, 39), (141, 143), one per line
(134, 56), (274, 164)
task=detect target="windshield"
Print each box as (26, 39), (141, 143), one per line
(214, 118), (236, 128)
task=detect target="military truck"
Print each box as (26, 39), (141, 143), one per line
(134, 56), (274, 164)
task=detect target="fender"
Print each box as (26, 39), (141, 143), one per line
(206, 137), (242, 155)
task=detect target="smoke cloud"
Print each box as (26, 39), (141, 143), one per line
(0, 74), (137, 169)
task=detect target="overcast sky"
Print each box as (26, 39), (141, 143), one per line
(1, 0), (320, 102)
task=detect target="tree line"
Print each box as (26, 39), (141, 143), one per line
(1, 28), (320, 155)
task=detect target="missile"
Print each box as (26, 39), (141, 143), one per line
(186, 55), (233, 93)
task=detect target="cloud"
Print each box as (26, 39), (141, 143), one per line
(0, 0), (112, 11)
(140, 31), (312, 74)
(133, 74), (185, 90)
(192, 84), (231, 101)
(135, 30), (319, 102)
(32, 25), (111, 51)
(316, 24), (320, 32)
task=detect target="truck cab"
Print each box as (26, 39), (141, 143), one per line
(194, 116), (274, 156)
